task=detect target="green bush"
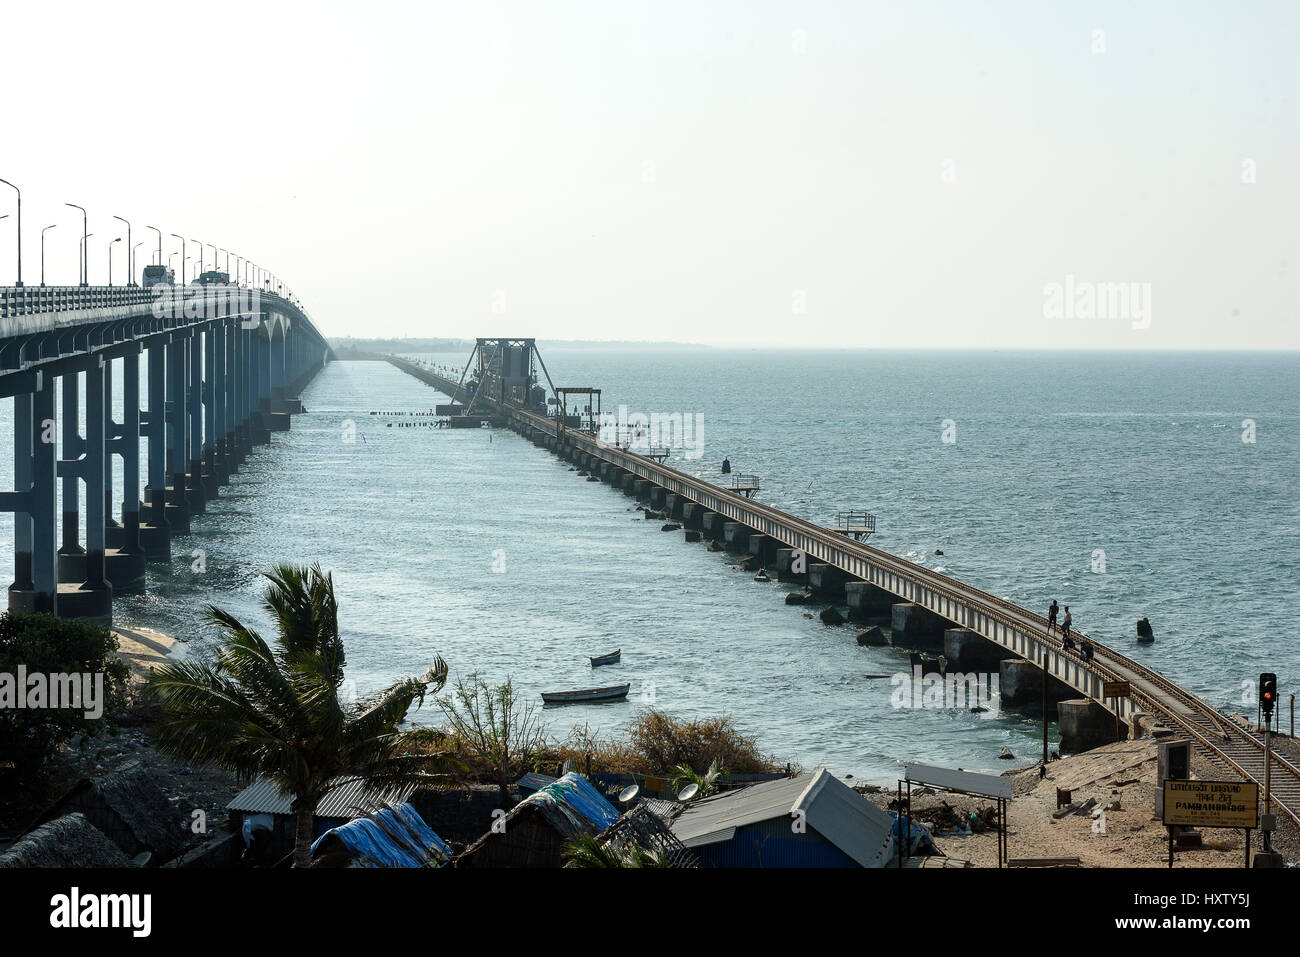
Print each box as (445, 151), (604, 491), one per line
(0, 612), (130, 776)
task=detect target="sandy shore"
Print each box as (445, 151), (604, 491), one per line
(111, 625), (186, 682)
(861, 736), (1298, 867)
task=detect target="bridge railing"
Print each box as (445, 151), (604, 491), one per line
(0, 284), (324, 340)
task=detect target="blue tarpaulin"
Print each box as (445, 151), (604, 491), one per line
(530, 772), (620, 831)
(309, 802), (452, 868)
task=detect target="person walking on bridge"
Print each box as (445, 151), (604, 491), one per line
(1060, 606), (1072, 644)
(1047, 600), (1059, 634)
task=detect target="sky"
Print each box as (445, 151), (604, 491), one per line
(0, 0), (1297, 349)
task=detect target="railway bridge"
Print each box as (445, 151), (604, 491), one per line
(0, 283), (332, 623)
(387, 357), (1300, 833)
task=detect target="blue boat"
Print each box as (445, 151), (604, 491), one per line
(590, 649), (621, 667)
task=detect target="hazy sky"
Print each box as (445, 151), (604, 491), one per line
(1, 1), (1297, 348)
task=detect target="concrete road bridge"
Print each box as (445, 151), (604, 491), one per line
(0, 283), (331, 623)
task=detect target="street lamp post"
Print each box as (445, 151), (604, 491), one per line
(78, 233), (94, 287)
(147, 224), (162, 267)
(112, 216), (132, 285)
(0, 177), (21, 286)
(40, 224), (56, 286)
(107, 237), (122, 287)
(170, 234), (186, 285)
(133, 241), (144, 284)
(192, 239), (204, 275)
(65, 203), (88, 285)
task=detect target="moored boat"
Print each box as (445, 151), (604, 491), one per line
(590, 649), (621, 667)
(542, 683), (630, 704)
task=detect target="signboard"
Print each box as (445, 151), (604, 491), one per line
(1103, 680), (1131, 698)
(1162, 780), (1258, 829)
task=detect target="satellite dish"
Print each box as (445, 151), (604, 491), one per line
(618, 784), (640, 804)
(678, 783), (700, 802)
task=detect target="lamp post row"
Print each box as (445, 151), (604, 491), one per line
(0, 178), (288, 293)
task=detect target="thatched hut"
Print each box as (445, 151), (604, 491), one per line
(455, 773), (619, 869)
(0, 813), (131, 868)
(35, 768), (185, 865)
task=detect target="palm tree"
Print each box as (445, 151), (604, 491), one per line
(147, 563), (458, 867)
(671, 756), (727, 798)
(564, 833), (668, 868)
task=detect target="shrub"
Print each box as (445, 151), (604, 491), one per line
(0, 612), (131, 776)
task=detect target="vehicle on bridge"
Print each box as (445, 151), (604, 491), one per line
(193, 270), (231, 286)
(141, 264), (175, 288)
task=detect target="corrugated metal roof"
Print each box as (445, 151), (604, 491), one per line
(226, 776), (415, 818)
(670, 768), (895, 868)
(904, 763), (1013, 800)
(515, 772), (558, 794)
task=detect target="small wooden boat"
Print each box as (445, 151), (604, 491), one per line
(590, 649), (621, 667)
(542, 683), (630, 705)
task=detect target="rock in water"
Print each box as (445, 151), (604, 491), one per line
(660, 523), (682, 532)
(785, 592), (808, 606)
(820, 607), (846, 626)
(856, 625), (887, 646)
(997, 746), (1015, 760)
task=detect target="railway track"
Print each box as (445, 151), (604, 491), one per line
(400, 376), (1300, 832)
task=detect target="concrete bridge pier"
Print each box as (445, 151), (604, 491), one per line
(701, 511), (726, 541)
(722, 522), (750, 552)
(774, 547), (807, 583)
(57, 370), (85, 578)
(58, 359), (112, 624)
(890, 602), (950, 651)
(808, 563), (847, 599)
(186, 331), (207, 514)
(943, 628), (1016, 671)
(106, 349), (146, 591)
(202, 323), (224, 495)
(143, 336), (172, 559)
(663, 493), (683, 519)
(681, 502), (707, 530)
(998, 659), (1076, 715)
(648, 486), (666, 510)
(747, 533), (776, 566)
(165, 335), (191, 532)
(845, 581), (895, 622)
(9, 375), (59, 616)
(1058, 699), (1124, 753)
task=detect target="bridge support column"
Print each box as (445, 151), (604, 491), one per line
(228, 318), (246, 468)
(57, 371), (85, 577)
(1057, 699), (1123, 754)
(103, 360), (120, 537)
(144, 335), (171, 559)
(59, 358), (112, 624)
(701, 511), (726, 540)
(106, 349), (146, 589)
(188, 329), (207, 513)
(722, 522), (750, 552)
(9, 390), (35, 609)
(998, 659), (1075, 715)
(166, 334), (190, 531)
(10, 378), (59, 615)
(808, 563), (847, 598)
(251, 327), (271, 445)
(774, 547), (806, 583)
(890, 602), (949, 651)
(204, 322), (226, 493)
(846, 581), (895, 622)
(943, 628), (1015, 671)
